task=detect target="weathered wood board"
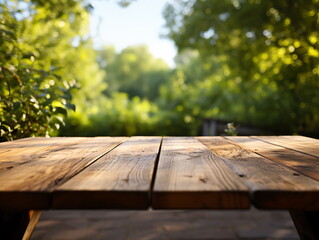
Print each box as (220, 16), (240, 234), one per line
(202, 137), (319, 210)
(53, 137), (162, 209)
(152, 137), (250, 209)
(226, 136), (319, 181)
(0, 137), (126, 210)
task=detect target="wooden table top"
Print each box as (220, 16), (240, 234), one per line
(0, 136), (318, 211)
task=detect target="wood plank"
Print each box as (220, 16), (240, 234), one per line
(53, 137), (162, 209)
(0, 137), (43, 146)
(0, 137), (89, 173)
(280, 135), (319, 145)
(225, 136), (319, 181)
(0, 137), (76, 149)
(0, 137), (126, 210)
(200, 137), (319, 210)
(152, 137), (249, 209)
(254, 136), (319, 158)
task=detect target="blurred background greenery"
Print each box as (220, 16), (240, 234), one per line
(1, 0), (318, 141)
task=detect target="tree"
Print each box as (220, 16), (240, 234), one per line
(0, 0), (103, 140)
(97, 45), (169, 100)
(163, 0), (319, 136)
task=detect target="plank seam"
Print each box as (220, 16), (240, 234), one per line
(149, 136), (163, 207)
(51, 137), (128, 190)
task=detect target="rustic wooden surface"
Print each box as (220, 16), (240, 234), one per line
(53, 137), (161, 209)
(0, 137), (86, 172)
(253, 135), (319, 158)
(226, 136), (319, 181)
(152, 137), (250, 209)
(0, 137), (126, 210)
(199, 136), (319, 210)
(0, 136), (318, 211)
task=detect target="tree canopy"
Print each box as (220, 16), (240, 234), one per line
(0, 0), (105, 140)
(163, 0), (319, 136)
(97, 45), (169, 100)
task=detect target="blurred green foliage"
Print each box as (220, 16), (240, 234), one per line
(1, 0), (319, 139)
(0, 1), (74, 140)
(62, 46), (203, 136)
(163, 0), (319, 136)
(0, 0), (105, 141)
(98, 45), (169, 100)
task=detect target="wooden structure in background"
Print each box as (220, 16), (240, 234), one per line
(201, 118), (272, 136)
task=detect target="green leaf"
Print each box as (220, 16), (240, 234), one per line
(54, 107), (67, 116)
(66, 103), (76, 111)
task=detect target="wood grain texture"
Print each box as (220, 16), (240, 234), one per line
(53, 137), (162, 209)
(152, 137), (249, 209)
(226, 136), (319, 181)
(200, 137), (319, 210)
(253, 135), (319, 158)
(0, 137), (88, 173)
(0, 137), (126, 210)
